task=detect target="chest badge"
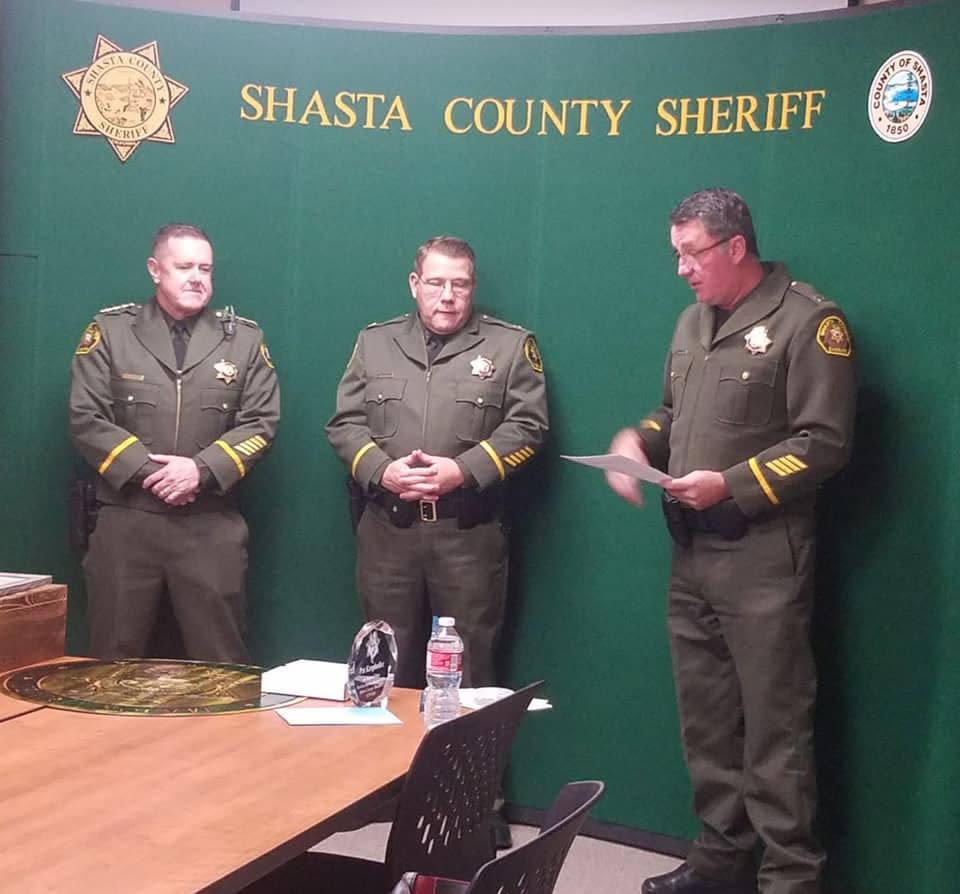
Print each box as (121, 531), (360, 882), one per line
(744, 325), (772, 355)
(214, 359), (239, 385)
(470, 355), (495, 379)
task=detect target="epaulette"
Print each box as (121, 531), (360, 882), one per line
(214, 308), (260, 327)
(366, 313), (410, 329)
(479, 314), (524, 331)
(788, 281), (825, 304)
(99, 302), (139, 314)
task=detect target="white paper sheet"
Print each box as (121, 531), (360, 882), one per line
(459, 688), (553, 711)
(560, 453), (671, 486)
(275, 706), (401, 726)
(260, 659), (348, 701)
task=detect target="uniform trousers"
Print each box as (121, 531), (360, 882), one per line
(83, 504), (250, 663)
(667, 512), (824, 894)
(355, 502), (508, 689)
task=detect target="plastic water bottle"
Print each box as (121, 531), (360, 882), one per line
(423, 616), (464, 728)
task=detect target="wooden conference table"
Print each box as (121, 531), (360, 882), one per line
(0, 671), (426, 893)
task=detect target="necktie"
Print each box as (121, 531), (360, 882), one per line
(425, 333), (444, 365)
(172, 323), (188, 369)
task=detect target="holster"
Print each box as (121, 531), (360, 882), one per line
(456, 485), (502, 530)
(701, 498), (749, 541)
(661, 493), (748, 544)
(345, 476), (367, 534)
(68, 477), (100, 553)
(661, 493), (692, 546)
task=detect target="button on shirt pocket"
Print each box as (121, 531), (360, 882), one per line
(197, 388), (241, 448)
(455, 380), (505, 443)
(669, 351), (694, 419)
(715, 360), (779, 425)
(364, 378), (406, 439)
(111, 379), (160, 445)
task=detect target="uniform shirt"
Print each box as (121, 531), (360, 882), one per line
(327, 311), (549, 492)
(638, 263), (856, 518)
(70, 299), (280, 512)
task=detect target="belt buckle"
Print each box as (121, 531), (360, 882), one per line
(419, 500), (438, 523)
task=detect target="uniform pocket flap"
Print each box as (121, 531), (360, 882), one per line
(455, 379), (504, 409)
(364, 378), (407, 404)
(110, 378), (160, 407)
(200, 388), (242, 413)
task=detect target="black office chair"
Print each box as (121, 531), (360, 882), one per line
(390, 780), (606, 894)
(241, 680), (544, 893)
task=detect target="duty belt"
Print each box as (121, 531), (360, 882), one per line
(661, 494), (748, 544)
(368, 485), (501, 529)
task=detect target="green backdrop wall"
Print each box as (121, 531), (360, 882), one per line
(1, 1), (958, 891)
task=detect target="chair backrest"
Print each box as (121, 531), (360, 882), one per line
(383, 681), (544, 885)
(463, 780), (605, 894)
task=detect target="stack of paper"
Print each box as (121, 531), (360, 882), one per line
(275, 706), (401, 726)
(0, 573), (53, 598)
(260, 659), (348, 701)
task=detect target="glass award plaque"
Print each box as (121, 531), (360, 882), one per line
(347, 619), (397, 707)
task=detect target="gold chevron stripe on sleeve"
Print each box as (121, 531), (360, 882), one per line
(765, 454), (809, 477)
(766, 458), (791, 477)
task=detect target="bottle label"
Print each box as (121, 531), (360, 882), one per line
(427, 649), (462, 673)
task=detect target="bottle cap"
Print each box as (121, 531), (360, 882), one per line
(438, 616), (455, 627)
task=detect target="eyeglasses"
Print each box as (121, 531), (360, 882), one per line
(416, 276), (475, 297)
(671, 236), (732, 267)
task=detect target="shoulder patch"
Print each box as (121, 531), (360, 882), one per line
(523, 335), (544, 373)
(75, 321), (102, 355)
(260, 342), (275, 369)
(816, 315), (852, 357)
(789, 281), (825, 304)
(479, 314), (523, 331)
(99, 302), (139, 314)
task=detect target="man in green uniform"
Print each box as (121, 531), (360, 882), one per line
(69, 223), (280, 663)
(607, 190), (856, 894)
(326, 235), (549, 692)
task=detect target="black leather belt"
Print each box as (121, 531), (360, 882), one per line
(367, 485), (501, 529)
(369, 488), (460, 524)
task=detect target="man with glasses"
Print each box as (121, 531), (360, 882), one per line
(607, 189), (856, 894)
(327, 234), (549, 702)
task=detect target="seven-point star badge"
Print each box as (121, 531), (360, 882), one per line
(744, 325), (773, 355)
(470, 355), (495, 379)
(61, 34), (189, 163)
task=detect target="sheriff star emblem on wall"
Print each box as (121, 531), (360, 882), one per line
(61, 34), (189, 163)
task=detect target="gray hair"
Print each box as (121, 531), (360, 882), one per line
(670, 188), (759, 257)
